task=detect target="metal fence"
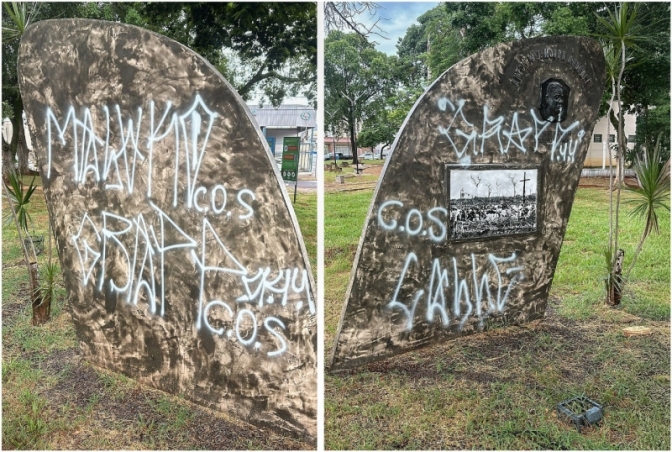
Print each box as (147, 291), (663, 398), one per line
(273, 146), (316, 174)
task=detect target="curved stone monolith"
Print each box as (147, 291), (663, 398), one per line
(330, 36), (606, 371)
(18, 19), (316, 439)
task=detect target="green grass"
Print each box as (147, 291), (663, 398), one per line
(324, 190), (373, 340)
(555, 188), (670, 321)
(292, 192), (317, 273)
(324, 184), (670, 450)
(323, 160), (383, 184)
(2, 184), (315, 450)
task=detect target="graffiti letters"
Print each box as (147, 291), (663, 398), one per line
(386, 251), (524, 331)
(377, 200), (448, 243)
(48, 96), (311, 358)
(437, 96), (585, 165)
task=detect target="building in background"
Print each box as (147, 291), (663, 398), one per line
(248, 103), (317, 172)
(584, 102), (637, 168)
(323, 135), (354, 158)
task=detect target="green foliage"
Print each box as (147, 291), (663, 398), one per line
(627, 136), (671, 237)
(325, 30), (396, 161)
(2, 2), (316, 111)
(1, 1), (35, 42)
(631, 100), (670, 164)
(445, 2), (506, 55)
(541, 6), (590, 36)
(38, 261), (59, 306)
(622, 3), (670, 160)
(594, 2), (647, 51)
(140, 2), (317, 105)
(3, 172), (36, 234)
(625, 135), (671, 279)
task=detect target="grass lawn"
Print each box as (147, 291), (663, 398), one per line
(2, 186), (316, 450)
(323, 160), (383, 185)
(324, 183), (670, 450)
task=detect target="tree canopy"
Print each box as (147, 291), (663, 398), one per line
(325, 30), (395, 165)
(2, 2), (316, 112)
(389, 2), (670, 158)
(2, 2), (316, 175)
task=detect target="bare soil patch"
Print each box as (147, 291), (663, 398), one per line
(36, 348), (311, 450)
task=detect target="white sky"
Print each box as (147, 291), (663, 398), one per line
(450, 169), (538, 199)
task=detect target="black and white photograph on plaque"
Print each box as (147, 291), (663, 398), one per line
(449, 168), (538, 240)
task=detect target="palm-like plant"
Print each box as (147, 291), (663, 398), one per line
(2, 2), (37, 43)
(594, 2), (647, 305)
(4, 172), (37, 233)
(625, 134), (670, 279)
(2, 172), (46, 323)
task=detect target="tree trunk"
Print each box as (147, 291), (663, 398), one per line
(30, 260), (50, 325)
(607, 248), (624, 306)
(349, 103), (359, 170)
(9, 99), (23, 174)
(612, 41), (626, 267)
(2, 142), (14, 182)
(16, 125), (29, 176)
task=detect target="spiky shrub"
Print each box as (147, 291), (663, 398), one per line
(625, 133), (670, 279)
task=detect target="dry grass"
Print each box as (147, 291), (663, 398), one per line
(2, 185), (316, 450)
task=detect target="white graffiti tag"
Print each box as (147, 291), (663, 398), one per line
(436, 96), (585, 165)
(387, 252), (524, 331)
(47, 96), (311, 358)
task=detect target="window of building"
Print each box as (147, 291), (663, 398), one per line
(609, 134), (615, 143)
(593, 134), (602, 143)
(628, 134), (636, 143)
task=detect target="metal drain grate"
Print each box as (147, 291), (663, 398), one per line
(556, 396), (604, 432)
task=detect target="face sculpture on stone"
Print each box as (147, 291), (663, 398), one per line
(329, 37), (605, 371)
(539, 78), (570, 123)
(18, 19), (316, 440)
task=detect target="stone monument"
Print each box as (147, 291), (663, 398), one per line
(18, 19), (316, 439)
(330, 36), (606, 371)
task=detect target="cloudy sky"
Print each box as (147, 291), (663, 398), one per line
(361, 2), (440, 55)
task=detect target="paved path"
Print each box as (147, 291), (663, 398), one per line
(284, 180), (317, 190)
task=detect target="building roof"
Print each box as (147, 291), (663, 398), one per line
(247, 104), (316, 128)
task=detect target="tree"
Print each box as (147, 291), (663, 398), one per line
(507, 174), (518, 198)
(324, 2), (386, 42)
(470, 175), (481, 198)
(2, 1), (40, 176)
(325, 30), (394, 167)
(620, 2), (670, 163)
(140, 2), (316, 106)
(358, 81), (421, 158)
(395, 5), (461, 86)
(357, 119), (395, 157)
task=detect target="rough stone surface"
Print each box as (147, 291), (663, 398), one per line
(330, 36), (606, 370)
(18, 19), (316, 439)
